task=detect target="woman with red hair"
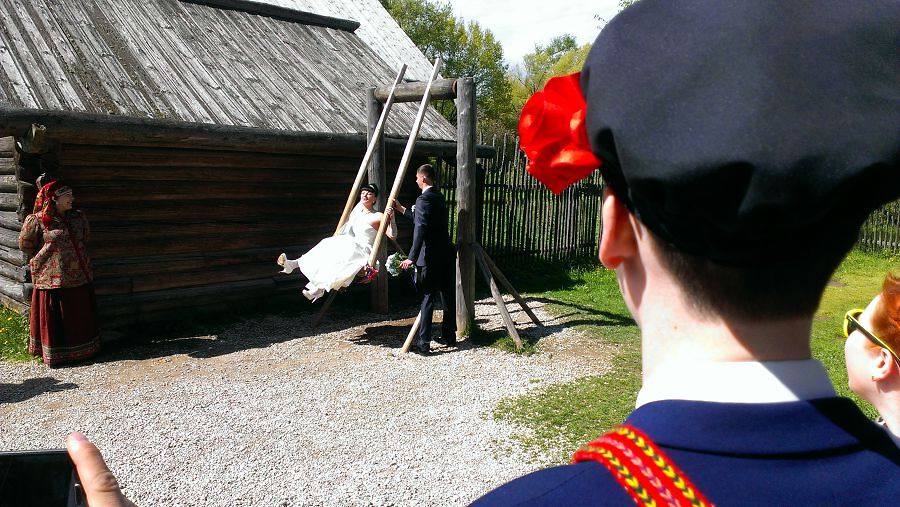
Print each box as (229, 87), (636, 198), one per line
(18, 181), (99, 366)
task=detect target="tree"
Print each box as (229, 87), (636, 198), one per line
(507, 35), (592, 126)
(381, 0), (515, 131)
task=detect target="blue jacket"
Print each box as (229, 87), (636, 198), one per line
(472, 398), (900, 506)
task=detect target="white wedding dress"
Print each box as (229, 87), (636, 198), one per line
(281, 204), (391, 301)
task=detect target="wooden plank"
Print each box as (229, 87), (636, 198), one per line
(0, 175), (17, 192)
(400, 312), (422, 354)
(0, 159), (17, 175)
(311, 291), (338, 328)
(474, 246), (523, 350)
(0, 291), (28, 314)
(0, 279), (27, 301)
(180, 0), (360, 31)
(0, 211), (22, 230)
(0, 258), (26, 282)
(0, 227), (19, 249)
(475, 243), (541, 327)
(0, 105), (479, 157)
(0, 193), (17, 211)
(374, 79), (457, 104)
(60, 164), (357, 183)
(367, 86), (391, 314)
(89, 228), (329, 259)
(0, 137), (15, 155)
(0, 245), (26, 266)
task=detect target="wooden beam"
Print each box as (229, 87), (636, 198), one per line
(312, 291), (338, 327)
(367, 86), (390, 314)
(473, 246), (523, 350)
(179, 0), (361, 32)
(455, 77), (476, 336)
(400, 312), (422, 353)
(0, 105), (495, 158)
(374, 79), (457, 104)
(474, 243), (541, 327)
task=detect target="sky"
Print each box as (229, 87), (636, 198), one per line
(445, 0), (622, 68)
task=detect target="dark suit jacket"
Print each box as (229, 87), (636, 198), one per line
(404, 187), (453, 268)
(472, 398), (900, 505)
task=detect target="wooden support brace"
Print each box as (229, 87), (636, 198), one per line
(400, 312), (422, 353)
(474, 243), (541, 327)
(474, 245), (523, 350)
(311, 290), (338, 328)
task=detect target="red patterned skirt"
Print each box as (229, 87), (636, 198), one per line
(29, 284), (100, 366)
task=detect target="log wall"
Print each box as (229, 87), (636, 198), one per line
(0, 136), (29, 313)
(0, 139), (422, 330)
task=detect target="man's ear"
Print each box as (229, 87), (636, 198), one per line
(598, 189), (638, 269)
(870, 347), (897, 382)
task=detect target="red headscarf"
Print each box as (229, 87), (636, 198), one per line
(34, 181), (72, 229)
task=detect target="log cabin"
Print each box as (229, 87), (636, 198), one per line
(0, 0), (472, 330)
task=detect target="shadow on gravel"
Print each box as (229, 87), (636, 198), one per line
(93, 289), (424, 363)
(0, 377), (79, 405)
(467, 296), (636, 350)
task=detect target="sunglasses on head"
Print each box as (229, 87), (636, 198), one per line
(842, 309), (900, 367)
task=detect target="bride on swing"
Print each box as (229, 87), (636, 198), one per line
(277, 183), (397, 301)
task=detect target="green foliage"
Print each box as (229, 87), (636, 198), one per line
(493, 250), (898, 464)
(508, 36), (592, 125)
(0, 307), (34, 362)
(381, 0), (515, 131)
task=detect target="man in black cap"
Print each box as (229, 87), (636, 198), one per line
(475, 0), (899, 504)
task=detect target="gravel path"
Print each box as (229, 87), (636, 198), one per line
(1, 297), (613, 506)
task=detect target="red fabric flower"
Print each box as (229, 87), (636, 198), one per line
(518, 72), (602, 195)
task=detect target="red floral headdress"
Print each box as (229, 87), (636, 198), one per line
(518, 72), (602, 195)
(34, 181), (72, 228)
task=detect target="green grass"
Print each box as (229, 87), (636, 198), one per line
(0, 307), (34, 362)
(492, 249), (899, 464)
(493, 266), (640, 463)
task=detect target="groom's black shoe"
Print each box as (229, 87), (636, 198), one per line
(410, 344), (431, 356)
(435, 334), (457, 347)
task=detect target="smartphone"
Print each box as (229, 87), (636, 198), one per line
(0, 449), (85, 507)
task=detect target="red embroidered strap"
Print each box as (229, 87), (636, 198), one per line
(572, 425), (713, 507)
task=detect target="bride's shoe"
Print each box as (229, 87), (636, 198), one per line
(277, 253), (297, 274)
(302, 287), (325, 302)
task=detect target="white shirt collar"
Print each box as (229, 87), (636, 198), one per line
(636, 359), (836, 408)
(422, 184), (433, 193)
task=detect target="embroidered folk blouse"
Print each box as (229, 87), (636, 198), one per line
(18, 211), (93, 289)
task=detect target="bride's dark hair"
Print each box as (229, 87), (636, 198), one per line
(361, 183), (378, 197)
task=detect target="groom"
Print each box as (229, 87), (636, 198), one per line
(393, 164), (457, 354)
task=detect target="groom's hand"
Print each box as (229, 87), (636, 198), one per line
(400, 259), (413, 270)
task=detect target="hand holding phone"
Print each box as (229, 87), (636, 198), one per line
(0, 448), (84, 507)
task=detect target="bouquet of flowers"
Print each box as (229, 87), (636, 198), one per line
(386, 252), (407, 277)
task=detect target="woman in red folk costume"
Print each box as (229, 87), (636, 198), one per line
(18, 181), (100, 366)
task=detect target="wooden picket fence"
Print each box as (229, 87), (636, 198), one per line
(432, 134), (899, 266)
(434, 133), (604, 266)
(858, 199), (900, 254)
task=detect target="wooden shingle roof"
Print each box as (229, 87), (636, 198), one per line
(0, 0), (456, 141)
(264, 0), (438, 82)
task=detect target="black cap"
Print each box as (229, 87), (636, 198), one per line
(582, 0), (900, 265)
(361, 183), (379, 197)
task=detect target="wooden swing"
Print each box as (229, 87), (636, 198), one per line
(311, 58), (443, 327)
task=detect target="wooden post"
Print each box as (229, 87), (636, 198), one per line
(474, 243), (541, 327)
(474, 246), (523, 350)
(335, 66), (406, 235)
(455, 77), (476, 338)
(367, 86), (389, 313)
(400, 312), (422, 353)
